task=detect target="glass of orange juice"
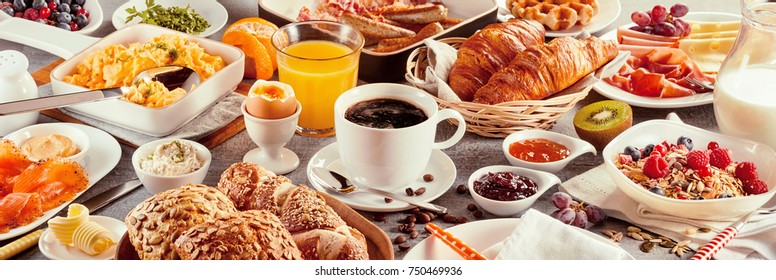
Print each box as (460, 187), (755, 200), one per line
(271, 21), (364, 137)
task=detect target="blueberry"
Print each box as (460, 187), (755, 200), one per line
(1, 6), (12, 15)
(55, 21), (69, 30)
(643, 144), (655, 157)
(648, 186), (666, 196)
(74, 0), (82, 5)
(68, 3), (77, 13)
(56, 1), (67, 12)
(12, 0), (24, 12)
(59, 0), (69, 4)
(624, 146), (641, 161)
(31, 0), (43, 9)
(74, 13), (86, 27)
(677, 136), (693, 150)
(55, 11), (69, 23)
(717, 193), (734, 199)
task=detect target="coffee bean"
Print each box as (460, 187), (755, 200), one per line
(414, 187), (427, 196)
(426, 211), (436, 220)
(456, 216), (468, 224)
(467, 203), (478, 211)
(398, 242), (411, 251)
(384, 197), (393, 203)
(411, 207), (420, 214)
(410, 230), (419, 239)
(394, 235), (407, 244)
(398, 224), (406, 232)
(473, 210), (483, 219)
(456, 184), (468, 194)
(416, 212), (431, 223)
(423, 174), (434, 182)
(405, 215), (416, 224)
(372, 214), (386, 222)
(407, 222), (416, 229)
(405, 188), (414, 196)
(442, 214), (457, 223)
(404, 224), (415, 233)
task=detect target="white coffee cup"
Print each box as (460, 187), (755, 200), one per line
(334, 83), (466, 192)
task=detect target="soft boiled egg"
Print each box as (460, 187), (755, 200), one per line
(245, 80), (297, 119)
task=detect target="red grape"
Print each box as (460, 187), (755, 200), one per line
(670, 3), (689, 18)
(629, 25), (643, 32)
(585, 205), (608, 225)
(571, 210), (588, 228)
(655, 22), (676, 36)
(651, 5), (668, 23)
(672, 21), (685, 36)
(557, 208), (576, 224)
(642, 25), (655, 34)
(631, 11), (651, 27)
(673, 18), (691, 36)
(551, 192), (572, 209)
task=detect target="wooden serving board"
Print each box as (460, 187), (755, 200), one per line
(115, 190), (394, 260)
(31, 59), (252, 149)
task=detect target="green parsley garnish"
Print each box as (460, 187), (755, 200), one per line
(125, 0), (211, 35)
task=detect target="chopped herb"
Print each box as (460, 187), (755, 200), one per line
(168, 49), (179, 61)
(125, 0), (211, 35)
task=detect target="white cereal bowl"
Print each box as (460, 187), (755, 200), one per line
(0, 0), (103, 35)
(6, 123), (90, 166)
(132, 138), (211, 195)
(602, 119), (776, 220)
(502, 130), (596, 173)
(468, 165), (561, 217)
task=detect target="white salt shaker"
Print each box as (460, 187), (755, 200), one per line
(0, 50), (39, 136)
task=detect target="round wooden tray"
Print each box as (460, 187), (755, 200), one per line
(115, 191), (394, 260)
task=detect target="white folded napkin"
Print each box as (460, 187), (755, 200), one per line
(405, 37), (630, 103)
(560, 164), (776, 260)
(495, 209), (633, 260)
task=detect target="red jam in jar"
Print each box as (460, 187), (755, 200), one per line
(473, 171), (538, 201)
(509, 138), (570, 163)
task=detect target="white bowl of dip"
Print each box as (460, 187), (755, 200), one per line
(6, 123), (90, 166)
(132, 138), (211, 195)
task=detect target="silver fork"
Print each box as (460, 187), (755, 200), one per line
(686, 76), (715, 91)
(691, 206), (776, 260)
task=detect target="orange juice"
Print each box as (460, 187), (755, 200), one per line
(277, 40), (359, 135)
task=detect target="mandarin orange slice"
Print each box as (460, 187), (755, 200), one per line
(222, 18), (279, 79)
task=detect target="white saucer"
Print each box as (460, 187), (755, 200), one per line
(112, 0), (228, 38)
(38, 216), (127, 260)
(306, 142), (456, 212)
(243, 147), (300, 175)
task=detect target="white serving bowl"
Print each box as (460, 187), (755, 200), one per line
(6, 123), (90, 166)
(468, 165), (561, 217)
(502, 130), (596, 173)
(132, 138), (211, 195)
(0, 0), (103, 35)
(602, 120), (776, 220)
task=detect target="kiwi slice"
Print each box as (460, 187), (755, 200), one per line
(573, 100), (633, 151)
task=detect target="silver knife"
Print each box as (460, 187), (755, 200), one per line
(82, 179), (143, 212)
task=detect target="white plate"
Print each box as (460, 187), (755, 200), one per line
(1, 123), (121, 240)
(497, 0), (621, 37)
(0, 0), (103, 35)
(112, 0), (228, 38)
(306, 142), (455, 212)
(38, 215), (127, 260)
(403, 218), (634, 260)
(592, 12), (742, 109)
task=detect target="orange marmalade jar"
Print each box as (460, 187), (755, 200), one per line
(509, 138), (570, 163)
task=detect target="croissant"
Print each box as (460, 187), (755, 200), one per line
(216, 162), (369, 260)
(472, 36), (618, 104)
(448, 19), (545, 102)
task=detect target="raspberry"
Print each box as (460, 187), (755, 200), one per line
(644, 155), (669, 179)
(709, 148), (732, 169)
(14, 11), (22, 17)
(707, 141), (720, 150)
(735, 162), (759, 182)
(743, 179), (769, 195)
(0, 2), (11, 8)
(653, 144), (668, 157)
(22, 8), (38, 21)
(697, 166), (712, 177)
(686, 150), (709, 170)
(618, 154), (633, 165)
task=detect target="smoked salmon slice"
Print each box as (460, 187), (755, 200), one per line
(0, 139), (33, 198)
(0, 192), (43, 234)
(12, 158), (88, 212)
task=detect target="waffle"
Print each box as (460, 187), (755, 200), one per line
(507, 0), (599, 31)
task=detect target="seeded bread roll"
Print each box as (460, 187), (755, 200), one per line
(173, 210), (304, 260)
(124, 184), (237, 260)
(216, 162), (369, 260)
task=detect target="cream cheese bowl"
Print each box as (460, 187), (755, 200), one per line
(602, 119), (776, 220)
(132, 138), (212, 195)
(5, 123), (90, 166)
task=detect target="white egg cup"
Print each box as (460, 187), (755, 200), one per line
(241, 100), (302, 174)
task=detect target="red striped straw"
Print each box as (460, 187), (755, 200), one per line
(690, 212), (753, 260)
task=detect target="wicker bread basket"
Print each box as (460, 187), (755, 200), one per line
(405, 37), (592, 138)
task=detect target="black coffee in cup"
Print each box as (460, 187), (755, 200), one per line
(345, 98), (428, 129)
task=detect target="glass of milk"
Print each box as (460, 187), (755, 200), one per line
(714, 0), (776, 149)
